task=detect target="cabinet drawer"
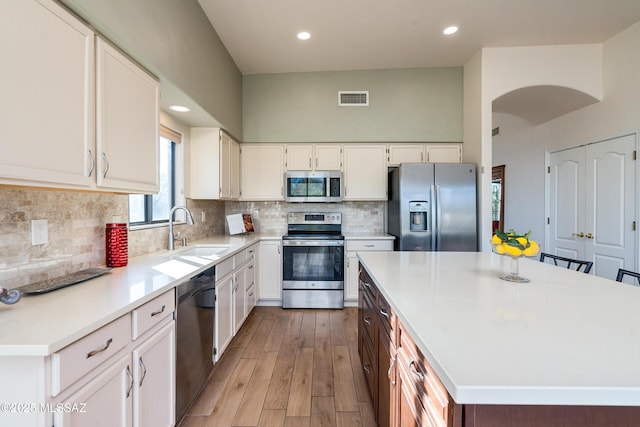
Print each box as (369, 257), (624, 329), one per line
(246, 244), (257, 260)
(234, 248), (247, 266)
(216, 256), (234, 279)
(347, 239), (394, 252)
(132, 290), (175, 340)
(361, 331), (377, 403)
(377, 293), (397, 345)
(51, 313), (131, 396)
(399, 326), (451, 427)
(361, 288), (377, 350)
(359, 266), (378, 303)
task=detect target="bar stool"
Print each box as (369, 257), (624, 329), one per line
(615, 269), (640, 286)
(539, 253), (593, 274)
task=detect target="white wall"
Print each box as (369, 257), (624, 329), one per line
(243, 67), (463, 143)
(472, 43), (604, 250)
(490, 22), (640, 251)
(61, 0), (243, 138)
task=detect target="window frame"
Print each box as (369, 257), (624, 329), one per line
(128, 126), (180, 227)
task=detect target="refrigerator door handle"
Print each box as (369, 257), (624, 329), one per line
(430, 184), (437, 250)
(435, 184), (442, 251)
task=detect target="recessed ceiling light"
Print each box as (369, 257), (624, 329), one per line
(169, 105), (191, 112)
(443, 26), (458, 35)
(297, 31), (311, 40)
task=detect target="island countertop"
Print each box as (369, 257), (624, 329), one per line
(357, 251), (640, 406)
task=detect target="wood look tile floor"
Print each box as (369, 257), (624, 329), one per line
(179, 306), (375, 427)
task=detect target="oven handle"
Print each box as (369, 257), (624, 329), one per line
(282, 240), (344, 247)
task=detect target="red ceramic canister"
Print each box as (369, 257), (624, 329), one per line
(106, 223), (128, 267)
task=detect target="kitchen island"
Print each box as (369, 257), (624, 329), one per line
(357, 251), (640, 426)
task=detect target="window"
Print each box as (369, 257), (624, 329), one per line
(129, 127), (179, 225)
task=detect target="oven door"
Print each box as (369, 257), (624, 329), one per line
(282, 239), (344, 289)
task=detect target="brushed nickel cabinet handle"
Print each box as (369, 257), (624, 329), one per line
(409, 359), (425, 381)
(87, 338), (113, 359)
(363, 362), (371, 374)
(101, 152), (110, 178)
(363, 316), (371, 325)
(87, 149), (95, 177)
(388, 353), (397, 386)
(139, 357), (147, 387)
(150, 305), (166, 317)
(126, 365), (134, 398)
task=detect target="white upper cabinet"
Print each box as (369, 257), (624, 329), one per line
(190, 128), (240, 200)
(96, 38), (159, 193)
(285, 144), (342, 171)
(387, 143), (462, 166)
(387, 145), (425, 165)
(343, 144), (388, 200)
(0, 1), (159, 193)
(425, 143), (462, 163)
(0, 0), (95, 189)
(240, 144), (285, 200)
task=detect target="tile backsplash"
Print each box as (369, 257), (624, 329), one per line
(0, 188), (224, 289)
(224, 201), (386, 235)
(0, 187), (385, 289)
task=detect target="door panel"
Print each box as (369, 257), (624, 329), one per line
(585, 134), (636, 278)
(547, 133), (637, 278)
(548, 148), (584, 259)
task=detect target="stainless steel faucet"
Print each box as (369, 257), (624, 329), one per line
(168, 206), (195, 250)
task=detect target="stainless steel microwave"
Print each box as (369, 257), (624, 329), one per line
(285, 171), (343, 202)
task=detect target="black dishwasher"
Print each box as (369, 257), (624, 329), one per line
(175, 266), (215, 423)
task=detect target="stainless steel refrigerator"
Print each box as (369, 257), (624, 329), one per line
(387, 163), (477, 251)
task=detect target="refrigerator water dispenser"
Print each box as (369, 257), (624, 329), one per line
(409, 201), (428, 231)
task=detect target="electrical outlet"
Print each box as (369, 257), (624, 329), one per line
(31, 219), (48, 245)
(201, 211), (206, 222)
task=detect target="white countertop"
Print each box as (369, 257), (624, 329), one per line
(0, 233), (279, 357)
(357, 251), (640, 406)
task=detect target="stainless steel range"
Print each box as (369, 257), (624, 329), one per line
(282, 212), (344, 309)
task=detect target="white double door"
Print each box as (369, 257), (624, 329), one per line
(547, 133), (637, 279)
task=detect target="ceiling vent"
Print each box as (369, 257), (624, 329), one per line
(338, 91), (369, 106)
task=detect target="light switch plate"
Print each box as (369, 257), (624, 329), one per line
(32, 219), (48, 245)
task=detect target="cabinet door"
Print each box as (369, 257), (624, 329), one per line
(286, 145), (313, 170)
(55, 354), (133, 427)
(0, 0), (95, 189)
(190, 127), (221, 199)
(388, 144), (424, 166)
(241, 145), (285, 200)
(132, 321), (175, 427)
(230, 137), (241, 199)
(233, 272), (246, 333)
(96, 38), (159, 193)
(425, 144), (462, 163)
(244, 256), (256, 316)
(315, 145), (343, 170)
(343, 145), (388, 200)
(397, 361), (435, 427)
(345, 253), (360, 302)
(258, 241), (282, 301)
(215, 275), (234, 361)
(378, 329), (396, 426)
(220, 131), (232, 199)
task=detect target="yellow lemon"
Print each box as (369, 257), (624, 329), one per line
(516, 237), (528, 246)
(505, 245), (523, 257)
(491, 234), (502, 245)
(523, 241), (540, 257)
(494, 243), (507, 254)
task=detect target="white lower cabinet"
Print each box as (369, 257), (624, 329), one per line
(215, 273), (234, 362)
(345, 239), (394, 303)
(55, 354), (132, 427)
(233, 266), (246, 334)
(132, 321), (175, 427)
(48, 291), (176, 427)
(258, 240), (282, 303)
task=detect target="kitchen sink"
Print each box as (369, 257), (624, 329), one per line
(174, 245), (232, 263)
